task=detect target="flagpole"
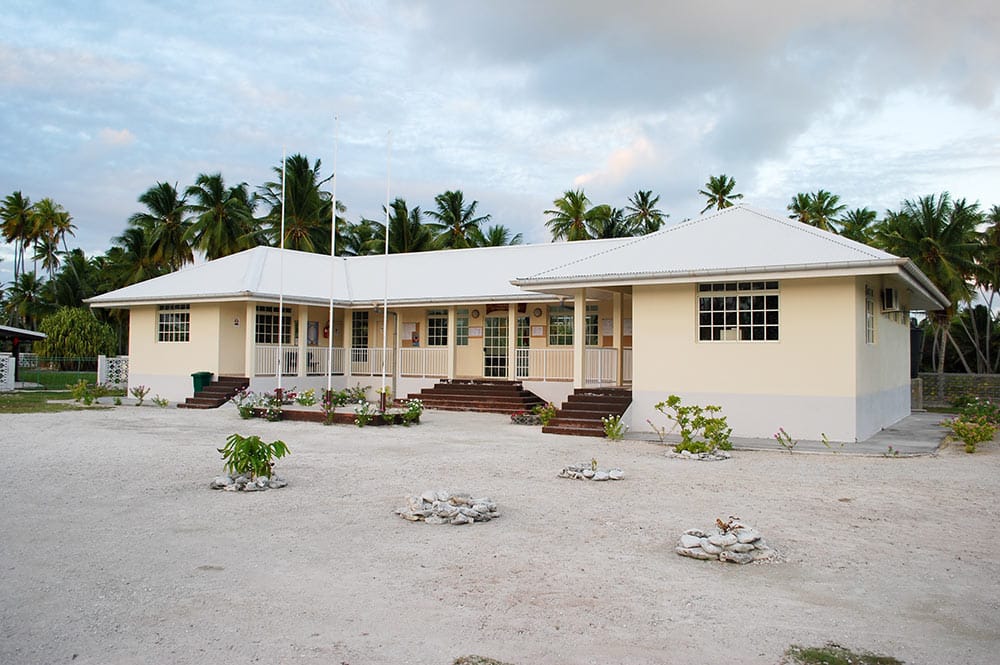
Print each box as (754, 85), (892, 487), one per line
(277, 147), (286, 394)
(326, 116), (339, 393)
(381, 130), (391, 409)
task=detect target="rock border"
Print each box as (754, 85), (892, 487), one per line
(395, 490), (499, 525)
(675, 521), (774, 564)
(558, 464), (624, 481)
(210, 474), (288, 491)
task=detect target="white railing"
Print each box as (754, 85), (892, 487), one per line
(255, 345), (299, 376)
(515, 348), (573, 381)
(622, 348), (633, 383)
(585, 347), (618, 386)
(0, 353), (13, 392)
(398, 347), (448, 377)
(304, 346), (345, 376)
(350, 347), (395, 376)
(97, 355), (129, 387)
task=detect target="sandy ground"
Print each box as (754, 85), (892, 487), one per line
(1, 405), (998, 665)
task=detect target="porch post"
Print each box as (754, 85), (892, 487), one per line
(344, 310), (353, 382)
(244, 302), (256, 379)
(447, 306), (456, 380)
(507, 303), (517, 380)
(612, 292), (623, 387)
(573, 289), (585, 388)
(297, 307), (308, 378)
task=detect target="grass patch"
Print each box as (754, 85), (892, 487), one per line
(17, 370), (97, 390)
(782, 642), (904, 665)
(0, 390), (108, 414)
(453, 658), (515, 665)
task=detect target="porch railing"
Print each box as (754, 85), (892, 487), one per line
(304, 347), (346, 376)
(255, 345), (299, 376)
(585, 347), (618, 386)
(622, 348), (633, 383)
(515, 348), (573, 381)
(398, 347), (448, 377)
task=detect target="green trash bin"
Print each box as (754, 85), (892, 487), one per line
(191, 371), (214, 394)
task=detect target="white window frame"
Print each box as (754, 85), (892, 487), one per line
(158, 304), (190, 343)
(697, 281), (779, 342)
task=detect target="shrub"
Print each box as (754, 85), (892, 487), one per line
(654, 394), (732, 454)
(151, 395), (169, 408)
(35, 307), (117, 358)
(532, 402), (557, 426)
(346, 383), (371, 403)
(774, 427), (797, 453)
(218, 433), (290, 480)
(401, 398), (423, 425)
(295, 388), (317, 407)
(354, 401), (376, 427)
(958, 397), (1000, 425)
(946, 415), (996, 453)
(601, 414), (627, 440)
(130, 384), (150, 406)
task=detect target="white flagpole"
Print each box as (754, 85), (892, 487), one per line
(277, 147), (286, 394)
(326, 117), (339, 393)
(381, 130), (391, 407)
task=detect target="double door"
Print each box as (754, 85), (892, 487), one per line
(483, 314), (529, 378)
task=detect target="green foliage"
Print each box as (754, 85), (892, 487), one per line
(35, 307), (117, 358)
(151, 395), (169, 408)
(957, 397), (1000, 425)
(354, 400), (376, 427)
(218, 433), (290, 480)
(532, 402), (557, 426)
(345, 383), (370, 403)
(229, 388), (257, 418)
(781, 642), (903, 665)
(654, 394), (733, 454)
(69, 379), (114, 405)
(945, 415), (996, 453)
(113, 396), (122, 406)
(0, 390), (106, 414)
(130, 384), (150, 406)
(321, 389), (348, 425)
(601, 414), (627, 440)
(401, 398), (423, 425)
(295, 388), (317, 407)
(774, 427), (797, 453)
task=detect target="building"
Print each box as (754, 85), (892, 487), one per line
(88, 206), (948, 441)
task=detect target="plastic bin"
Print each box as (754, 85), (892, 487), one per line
(191, 371), (214, 394)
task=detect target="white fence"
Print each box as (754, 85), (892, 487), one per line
(398, 348), (448, 377)
(514, 348), (573, 381)
(585, 347), (618, 386)
(0, 353), (13, 392)
(622, 348), (633, 383)
(97, 355), (129, 388)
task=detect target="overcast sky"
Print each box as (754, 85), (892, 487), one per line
(2, 1), (998, 284)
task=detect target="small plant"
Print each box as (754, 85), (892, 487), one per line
(774, 427), (797, 453)
(259, 391), (283, 421)
(715, 516), (742, 533)
(113, 396), (122, 406)
(280, 388), (297, 405)
(346, 383), (371, 403)
(532, 402), (557, 426)
(647, 418), (666, 443)
(945, 414), (996, 453)
(218, 433), (290, 480)
(229, 388), (258, 419)
(601, 413), (627, 440)
(320, 389), (347, 425)
(401, 398), (423, 425)
(70, 379), (93, 405)
(151, 395), (169, 408)
(590, 457), (598, 473)
(295, 388), (317, 407)
(130, 384), (150, 406)
(654, 395), (733, 455)
(354, 400), (377, 427)
(958, 396), (1000, 425)
(91, 383), (113, 400)
(882, 445), (900, 457)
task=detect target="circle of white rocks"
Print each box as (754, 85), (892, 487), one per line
(558, 464), (624, 481)
(675, 522), (774, 564)
(669, 449), (732, 461)
(396, 489), (499, 525)
(210, 474), (288, 492)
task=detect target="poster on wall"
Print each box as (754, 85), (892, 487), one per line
(403, 322), (418, 346)
(469, 326), (483, 338)
(623, 318), (633, 335)
(601, 318), (613, 335)
(307, 321), (319, 346)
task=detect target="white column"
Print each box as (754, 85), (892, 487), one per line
(447, 306), (456, 380)
(344, 310), (354, 381)
(244, 302), (256, 378)
(612, 292), (623, 387)
(507, 303), (517, 380)
(573, 289), (585, 389)
(297, 307), (308, 378)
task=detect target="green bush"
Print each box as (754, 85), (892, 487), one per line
(218, 433), (290, 479)
(532, 402), (557, 426)
(654, 394), (733, 454)
(946, 415), (996, 453)
(35, 307), (117, 358)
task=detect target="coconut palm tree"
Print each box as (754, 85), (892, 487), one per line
(185, 173), (258, 260)
(104, 223), (168, 288)
(545, 189), (593, 241)
(698, 174), (743, 213)
(128, 182), (192, 270)
(1, 191), (33, 279)
(27, 198), (76, 278)
(787, 190), (846, 232)
(426, 190), (490, 249)
(586, 205), (636, 238)
(258, 154), (333, 253)
(838, 207), (878, 244)
(4, 271), (50, 329)
(625, 190), (667, 234)
(363, 198), (436, 254)
(875, 193), (981, 380)
(338, 218), (379, 256)
(478, 224), (523, 246)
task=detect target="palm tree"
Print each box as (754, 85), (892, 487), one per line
(338, 218), (379, 256)
(478, 224), (523, 246)
(104, 223), (167, 288)
(625, 190), (667, 234)
(839, 208), (878, 244)
(586, 205), (636, 238)
(787, 190), (846, 232)
(185, 173), (258, 259)
(49, 248), (98, 307)
(545, 189), (593, 241)
(4, 272), (50, 329)
(364, 198), (436, 254)
(698, 174), (743, 213)
(128, 182), (192, 270)
(258, 154), (333, 253)
(426, 190), (490, 249)
(1, 191), (33, 279)
(875, 193), (981, 380)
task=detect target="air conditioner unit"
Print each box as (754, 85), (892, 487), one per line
(882, 288), (900, 312)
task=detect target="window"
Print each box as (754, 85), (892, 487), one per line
(456, 309), (469, 346)
(865, 286), (876, 344)
(586, 304), (599, 346)
(426, 309), (448, 346)
(158, 304), (190, 342)
(698, 281), (779, 342)
(548, 305), (574, 346)
(255, 306), (291, 344)
(351, 311), (369, 349)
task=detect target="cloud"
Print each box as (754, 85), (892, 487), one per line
(573, 137), (655, 188)
(97, 128), (135, 147)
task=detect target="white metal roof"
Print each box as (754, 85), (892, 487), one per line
(87, 206), (948, 311)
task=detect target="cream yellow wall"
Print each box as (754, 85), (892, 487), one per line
(456, 305), (485, 377)
(630, 278), (862, 440)
(218, 303), (245, 375)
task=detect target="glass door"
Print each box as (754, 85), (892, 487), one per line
(483, 315), (508, 378)
(515, 315), (529, 378)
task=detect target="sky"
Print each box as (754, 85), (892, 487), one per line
(1, 0), (999, 285)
